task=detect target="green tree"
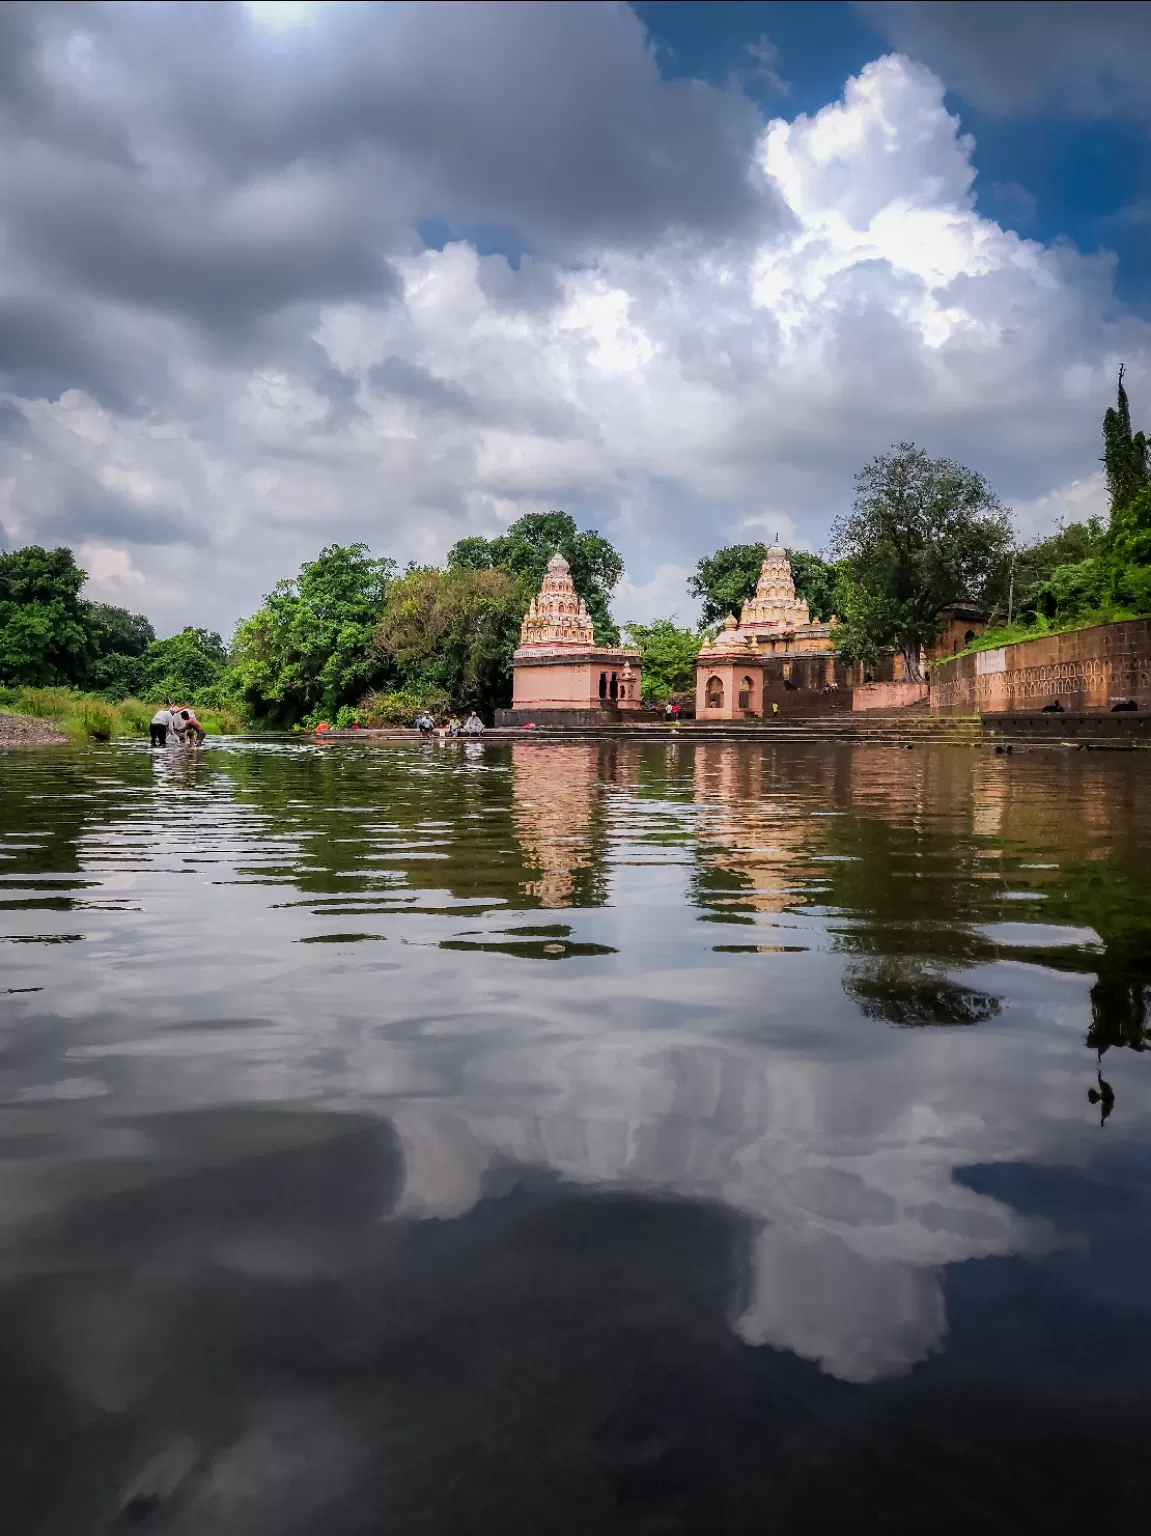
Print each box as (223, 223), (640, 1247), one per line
(786, 550), (841, 620)
(85, 602), (155, 659)
(231, 544), (396, 726)
(688, 543), (840, 624)
(0, 544), (91, 686)
(138, 628), (227, 702)
(623, 618), (703, 704)
(447, 511), (623, 643)
(1102, 365), (1150, 517)
(830, 444), (1012, 680)
(688, 543), (765, 624)
(79, 602), (157, 698)
(375, 566), (523, 715)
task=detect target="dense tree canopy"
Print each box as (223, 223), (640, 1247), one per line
(0, 545), (92, 687)
(622, 618), (702, 705)
(688, 543), (840, 625)
(830, 444), (1012, 678)
(139, 628), (227, 703)
(85, 603), (155, 660)
(231, 544), (396, 726)
(375, 566), (523, 714)
(448, 511), (623, 643)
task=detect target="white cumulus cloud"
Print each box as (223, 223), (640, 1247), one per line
(1, 29), (1148, 635)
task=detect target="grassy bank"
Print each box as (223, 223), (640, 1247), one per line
(0, 687), (245, 742)
(948, 607), (1147, 662)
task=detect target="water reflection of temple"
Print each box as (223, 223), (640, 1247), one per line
(691, 745), (826, 914)
(511, 744), (605, 908)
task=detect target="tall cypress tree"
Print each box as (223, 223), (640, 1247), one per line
(1102, 365), (1150, 517)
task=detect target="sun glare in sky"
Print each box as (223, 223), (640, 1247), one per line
(243, 1), (314, 31)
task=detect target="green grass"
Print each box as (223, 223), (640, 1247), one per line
(946, 606), (1147, 663)
(0, 686), (245, 742)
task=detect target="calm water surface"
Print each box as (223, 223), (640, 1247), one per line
(2, 737), (1151, 1533)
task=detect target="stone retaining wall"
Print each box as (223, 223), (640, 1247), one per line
(930, 619), (1151, 715)
(852, 682), (929, 712)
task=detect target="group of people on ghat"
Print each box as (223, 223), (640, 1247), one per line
(148, 704), (206, 748)
(414, 710), (485, 737)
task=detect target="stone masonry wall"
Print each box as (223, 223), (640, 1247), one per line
(930, 619), (1151, 715)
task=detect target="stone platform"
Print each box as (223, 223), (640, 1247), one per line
(982, 712), (1151, 746)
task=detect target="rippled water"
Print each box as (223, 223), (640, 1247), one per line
(2, 736), (1150, 1533)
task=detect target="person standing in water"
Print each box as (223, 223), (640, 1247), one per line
(149, 705), (172, 748)
(172, 708), (206, 746)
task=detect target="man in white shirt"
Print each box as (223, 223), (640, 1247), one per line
(149, 706), (172, 747)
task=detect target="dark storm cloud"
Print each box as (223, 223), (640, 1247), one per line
(49, 495), (207, 549)
(860, 1), (1151, 120)
(21, 473), (209, 549)
(0, 293), (173, 415)
(0, 1), (778, 426)
(104, 1), (777, 251)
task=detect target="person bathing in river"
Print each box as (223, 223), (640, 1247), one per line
(149, 705), (172, 747)
(173, 707), (206, 746)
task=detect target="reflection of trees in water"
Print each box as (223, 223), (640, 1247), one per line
(976, 758), (1151, 1057)
(210, 744), (539, 910)
(843, 960), (1001, 1027)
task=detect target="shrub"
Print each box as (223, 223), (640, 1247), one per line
(78, 700), (119, 741)
(358, 686), (450, 725)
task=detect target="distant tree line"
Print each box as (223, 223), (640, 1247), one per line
(4, 378), (1148, 726)
(0, 544), (228, 701)
(685, 371), (1151, 678)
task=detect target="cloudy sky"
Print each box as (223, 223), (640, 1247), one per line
(2, 1), (1150, 635)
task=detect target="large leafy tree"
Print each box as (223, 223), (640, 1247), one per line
(139, 628), (228, 702)
(82, 602), (157, 698)
(0, 545), (91, 686)
(623, 618), (703, 704)
(85, 603), (155, 659)
(830, 444), (1012, 679)
(447, 511), (623, 643)
(375, 566), (523, 714)
(231, 544), (396, 726)
(688, 543), (840, 625)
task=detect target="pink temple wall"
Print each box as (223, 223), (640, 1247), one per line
(513, 659), (641, 711)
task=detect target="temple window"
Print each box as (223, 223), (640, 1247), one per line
(610, 672), (619, 700)
(965, 629), (976, 645)
(706, 676), (724, 709)
(599, 672), (607, 698)
(782, 662), (791, 680)
(738, 675), (753, 710)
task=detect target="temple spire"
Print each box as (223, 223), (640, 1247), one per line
(517, 550), (596, 649)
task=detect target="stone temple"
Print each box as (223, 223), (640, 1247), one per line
(694, 546), (840, 719)
(499, 552), (642, 726)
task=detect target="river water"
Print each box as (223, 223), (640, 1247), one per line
(2, 736), (1150, 1533)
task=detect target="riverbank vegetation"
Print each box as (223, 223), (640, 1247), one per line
(3, 378), (1148, 728)
(0, 686), (243, 742)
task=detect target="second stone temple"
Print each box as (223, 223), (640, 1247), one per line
(694, 545), (840, 718)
